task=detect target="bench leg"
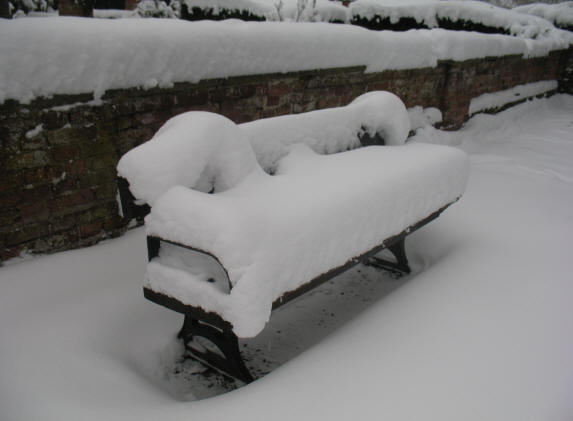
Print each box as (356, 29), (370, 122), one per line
(177, 315), (254, 384)
(363, 237), (411, 274)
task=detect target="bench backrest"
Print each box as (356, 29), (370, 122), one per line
(117, 91), (410, 219)
(241, 90), (410, 173)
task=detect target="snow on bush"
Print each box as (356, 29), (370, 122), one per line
(176, 0), (573, 37)
(273, 0), (349, 23)
(513, 2), (573, 31)
(181, 0), (277, 21)
(136, 0), (180, 18)
(8, 0), (55, 16)
(1, 17), (571, 104)
(349, 0), (560, 39)
(180, 0), (348, 22)
(177, 0), (572, 38)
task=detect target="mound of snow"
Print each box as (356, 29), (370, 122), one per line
(146, 142), (469, 337)
(408, 105), (442, 130)
(117, 112), (261, 205)
(514, 2), (573, 30)
(350, 0), (562, 39)
(242, 91), (410, 173)
(469, 79), (558, 115)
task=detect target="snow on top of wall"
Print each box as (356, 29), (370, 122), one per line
(513, 2), (573, 29)
(468, 79), (558, 114)
(0, 16), (571, 104)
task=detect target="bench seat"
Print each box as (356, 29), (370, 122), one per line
(144, 142), (468, 338)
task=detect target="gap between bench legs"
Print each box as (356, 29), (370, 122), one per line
(177, 315), (254, 384)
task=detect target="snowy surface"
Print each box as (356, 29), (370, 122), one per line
(1, 94), (573, 419)
(117, 112), (261, 205)
(408, 105), (443, 129)
(468, 79), (557, 114)
(514, 2), (573, 28)
(145, 142), (468, 337)
(349, 0), (560, 37)
(242, 91), (411, 172)
(1, 16), (571, 104)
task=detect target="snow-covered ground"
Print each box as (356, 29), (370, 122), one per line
(1, 94), (573, 420)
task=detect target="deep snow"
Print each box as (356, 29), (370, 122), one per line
(1, 95), (573, 420)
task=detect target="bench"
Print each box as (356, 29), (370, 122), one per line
(117, 91), (469, 383)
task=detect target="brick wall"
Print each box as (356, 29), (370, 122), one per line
(1, 48), (571, 261)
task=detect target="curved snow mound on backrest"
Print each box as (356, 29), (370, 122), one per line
(117, 112), (261, 205)
(241, 91), (410, 173)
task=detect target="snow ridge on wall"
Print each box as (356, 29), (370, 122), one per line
(469, 79), (558, 114)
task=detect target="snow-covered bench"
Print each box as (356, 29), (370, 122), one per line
(117, 91), (469, 383)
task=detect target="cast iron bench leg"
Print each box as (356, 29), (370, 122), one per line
(363, 237), (411, 274)
(177, 315), (254, 383)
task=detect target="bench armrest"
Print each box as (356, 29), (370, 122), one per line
(117, 176), (150, 220)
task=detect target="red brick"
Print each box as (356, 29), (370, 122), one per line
(79, 221), (101, 238)
(53, 145), (79, 162)
(268, 81), (292, 96)
(19, 201), (50, 223)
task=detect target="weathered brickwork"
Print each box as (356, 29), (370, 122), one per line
(1, 48), (571, 261)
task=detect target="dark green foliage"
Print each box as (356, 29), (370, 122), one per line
(350, 15), (427, 32)
(350, 14), (510, 35)
(437, 17), (509, 35)
(181, 5), (265, 22)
